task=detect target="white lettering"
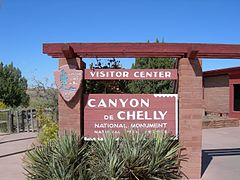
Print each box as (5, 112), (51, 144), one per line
(88, 99), (96, 107)
(116, 111), (168, 120)
(119, 99), (129, 108)
(141, 99), (149, 107)
(115, 72), (122, 77)
(90, 71), (96, 77)
(159, 111), (168, 120)
(129, 99), (139, 107)
(134, 72), (139, 77)
(88, 98), (151, 108)
(117, 111), (125, 120)
(165, 71), (171, 78)
(98, 99), (107, 108)
(136, 111), (144, 120)
(123, 71), (129, 77)
(108, 99), (117, 107)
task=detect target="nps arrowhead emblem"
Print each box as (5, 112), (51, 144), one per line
(54, 65), (83, 102)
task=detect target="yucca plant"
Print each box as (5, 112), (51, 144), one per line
(120, 132), (153, 179)
(146, 132), (186, 179)
(88, 133), (124, 179)
(24, 131), (186, 179)
(23, 132), (89, 180)
(88, 131), (187, 180)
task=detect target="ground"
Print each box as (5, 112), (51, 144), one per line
(0, 132), (37, 180)
(202, 127), (240, 180)
(0, 128), (239, 180)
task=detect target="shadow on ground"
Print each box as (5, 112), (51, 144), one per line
(201, 148), (240, 176)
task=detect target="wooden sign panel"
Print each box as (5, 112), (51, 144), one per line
(84, 69), (177, 80)
(84, 94), (178, 139)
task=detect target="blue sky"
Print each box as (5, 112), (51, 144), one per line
(0, 0), (240, 85)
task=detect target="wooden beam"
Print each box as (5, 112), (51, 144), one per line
(43, 42), (240, 59)
(187, 48), (198, 59)
(75, 52), (183, 58)
(62, 45), (77, 59)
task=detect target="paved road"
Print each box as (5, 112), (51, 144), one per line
(0, 132), (37, 180)
(202, 127), (240, 180)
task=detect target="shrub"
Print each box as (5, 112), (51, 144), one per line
(24, 131), (186, 179)
(38, 120), (58, 145)
(88, 133), (123, 179)
(24, 132), (89, 179)
(0, 101), (9, 133)
(37, 106), (50, 128)
(88, 131), (186, 179)
(0, 101), (8, 110)
(37, 106), (59, 144)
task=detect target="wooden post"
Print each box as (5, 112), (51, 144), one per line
(7, 110), (11, 133)
(8, 110), (14, 133)
(36, 110), (39, 132)
(16, 111), (19, 133)
(178, 58), (203, 179)
(58, 58), (85, 135)
(30, 109), (34, 132)
(26, 110), (29, 132)
(21, 111), (25, 132)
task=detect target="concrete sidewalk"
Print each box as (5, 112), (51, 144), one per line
(0, 132), (37, 180)
(202, 127), (240, 180)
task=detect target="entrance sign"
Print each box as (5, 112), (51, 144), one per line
(84, 69), (177, 80)
(54, 65), (83, 101)
(84, 94), (178, 139)
(44, 42), (240, 179)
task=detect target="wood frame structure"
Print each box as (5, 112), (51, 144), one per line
(43, 42), (240, 59)
(43, 42), (240, 179)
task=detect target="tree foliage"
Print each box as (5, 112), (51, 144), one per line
(128, 40), (176, 94)
(0, 62), (29, 107)
(86, 59), (129, 94)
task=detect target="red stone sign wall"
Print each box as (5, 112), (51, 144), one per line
(84, 94), (178, 139)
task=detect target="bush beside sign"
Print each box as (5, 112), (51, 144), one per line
(84, 94), (178, 139)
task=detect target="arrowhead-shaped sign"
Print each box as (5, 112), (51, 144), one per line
(54, 65), (83, 101)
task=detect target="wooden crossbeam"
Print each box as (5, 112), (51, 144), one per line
(187, 48), (198, 59)
(43, 43), (240, 59)
(62, 45), (77, 59)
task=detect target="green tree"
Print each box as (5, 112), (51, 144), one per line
(86, 58), (129, 94)
(128, 41), (176, 94)
(0, 62), (29, 107)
